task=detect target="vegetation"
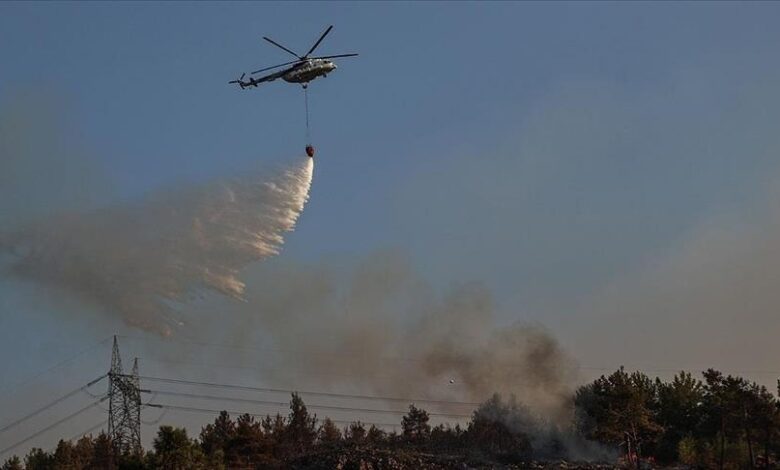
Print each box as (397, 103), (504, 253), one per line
(4, 368), (780, 469)
(574, 368), (780, 468)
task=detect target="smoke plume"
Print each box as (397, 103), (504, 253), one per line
(0, 95), (576, 433)
(193, 252), (579, 423)
(578, 195), (780, 381)
(2, 158), (314, 335)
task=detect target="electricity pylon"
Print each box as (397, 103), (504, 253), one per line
(107, 336), (141, 455)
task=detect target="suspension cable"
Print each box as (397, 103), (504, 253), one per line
(146, 389), (472, 418)
(0, 374), (107, 434)
(0, 396), (108, 457)
(67, 420), (108, 442)
(147, 403), (399, 428)
(304, 86), (311, 145)
(0, 337), (111, 398)
(130, 375), (479, 407)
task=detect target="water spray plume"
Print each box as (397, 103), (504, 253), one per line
(2, 157), (314, 335)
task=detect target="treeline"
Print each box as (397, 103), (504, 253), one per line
(575, 367), (780, 468)
(2, 368), (779, 469)
(2, 393), (570, 470)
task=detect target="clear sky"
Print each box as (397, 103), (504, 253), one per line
(2, 0), (780, 454)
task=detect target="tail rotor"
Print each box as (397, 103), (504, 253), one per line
(228, 73), (247, 89)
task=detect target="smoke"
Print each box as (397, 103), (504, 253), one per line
(2, 158), (314, 335)
(0, 92), (110, 226)
(0, 93), (577, 447)
(578, 194), (780, 381)
(196, 251), (579, 423)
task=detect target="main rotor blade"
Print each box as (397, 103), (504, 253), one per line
(305, 25), (333, 57)
(262, 36), (301, 59)
(250, 60), (300, 75)
(310, 53), (359, 60)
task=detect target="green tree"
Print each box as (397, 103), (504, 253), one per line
(343, 422), (366, 444)
(430, 424), (461, 453)
(25, 447), (53, 470)
(467, 394), (532, 463)
(402, 404), (431, 443)
(283, 393), (317, 456)
(200, 411), (235, 460)
(261, 413), (286, 438)
(52, 439), (75, 469)
(90, 432), (116, 470)
(226, 413), (273, 468)
(701, 370), (754, 469)
(366, 425), (386, 445)
(574, 367), (662, 466)
(1, 457), (23, 470)
(149, 426), (206, 470)
(72, 436), (95, 469)
(736, 380), (778, 468)
(317, 418), (342, 446)
(655, 371), (705, 463)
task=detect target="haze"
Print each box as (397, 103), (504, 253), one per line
(2, 1), (780, 454)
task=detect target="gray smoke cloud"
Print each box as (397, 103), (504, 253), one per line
(0, 92), (577, 438)
(2, 158), (313, 335)
(0, 92), (110, 226)
(578, 193), (780, 383)
(189, 251), (579, 423)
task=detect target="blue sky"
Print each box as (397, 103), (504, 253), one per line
(3, 1), (780, 452)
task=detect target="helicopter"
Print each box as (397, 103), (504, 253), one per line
(229, 25), (358, 90)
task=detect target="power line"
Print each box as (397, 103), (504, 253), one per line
(147, 390), (473, 419)
(133, 375), (480, 407)
(146, 403), (400, 428)
(0, 337), (111, 399)
(68, 420), (107, 442)
(141, 409), (168, 426)
(0, 374), (106, 435)
(0, 397), (108, 457)
(138, 356), (498, 390)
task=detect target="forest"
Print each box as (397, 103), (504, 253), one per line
(2, 367), (779, 469)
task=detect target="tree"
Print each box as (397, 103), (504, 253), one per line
(149, 426), (206, 470)
(574, 367), (662, 467)
(366, 425), (386, 445)
(283, 393), (317, 456)
(655, 371), (705, 463)
(200, 411), (235, 459)
(1, 457), (22, 470)
(24, 448), (53, 470)
(51, 439), (74, 468)
(401, 404), (431, 442)
(430, 424), (461, 453)
(343, 422), (366, 444)
(467, 394), (532, 463)
(261, 413), (286, 438)
(72, 435), (95, 469)
(317, 418), (342, 446)
(225, 413), (272, 468)
(90, 432), (116, 470)
(701, 369), (754, 469)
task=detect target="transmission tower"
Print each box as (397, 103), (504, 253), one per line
(107, 336), (141, 455)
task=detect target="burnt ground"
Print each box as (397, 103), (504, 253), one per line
(289, 446), (621, 469)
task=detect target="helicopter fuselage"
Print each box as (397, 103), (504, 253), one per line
(283, 59), (337, 84)
(230, 26), (356, 90)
